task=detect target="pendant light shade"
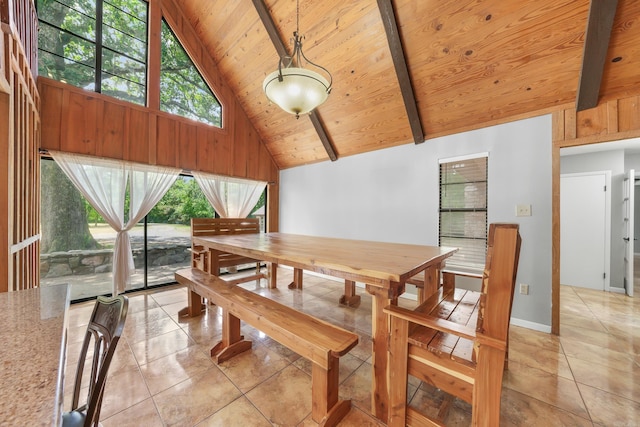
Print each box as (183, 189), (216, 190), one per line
(262, 0), (332, 118)
(263, 67), (330, 117)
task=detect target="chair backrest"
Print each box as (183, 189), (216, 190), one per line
(476, 223), (521, 343)
(70, 295), (128, 427)
(191, 218), (260, 237)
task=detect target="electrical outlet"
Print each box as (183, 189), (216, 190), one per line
(516, 204), (532, 217)
(519, 283), (529, 295)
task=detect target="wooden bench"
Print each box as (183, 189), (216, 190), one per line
(385, 223), (521, 426)
(190, 218), (264, 277)
(175, 267), (359, 427)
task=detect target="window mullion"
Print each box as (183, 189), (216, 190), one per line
(95, 0), (104, 94)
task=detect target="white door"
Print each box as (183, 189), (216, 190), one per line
(561, 173), (608, 290)
(623, 169), (634, 296)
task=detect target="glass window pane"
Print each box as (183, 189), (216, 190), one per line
(102, 26), (147, 62)
(439, 156), (488, 270)
(146, 176), (214, 286)
(103, 1), (147, 44)
(40, 159), (113, 300)
(160, 20), (222, 127)
(38, 0), (96, 41)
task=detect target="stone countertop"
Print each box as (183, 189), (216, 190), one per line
(0, 284), (70, 426)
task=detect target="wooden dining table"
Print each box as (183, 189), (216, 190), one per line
(187, 232), (457, 422)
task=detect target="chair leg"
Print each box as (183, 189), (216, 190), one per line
(388, 315), (410, 427)
(472, 346), (506, 426)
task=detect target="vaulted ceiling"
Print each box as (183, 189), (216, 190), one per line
(175, 0), (640, 170)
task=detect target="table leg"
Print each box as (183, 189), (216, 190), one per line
(423, 263), (442, 298)
(288, 268), (303, 289)
(366, 285), (393, 423)
(339, 279), (361, 307)
(268, 262), (278, 289)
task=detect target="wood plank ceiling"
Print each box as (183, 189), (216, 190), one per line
(176, 0), (640, 170)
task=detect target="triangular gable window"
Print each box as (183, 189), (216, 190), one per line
(160, 19), (222, 127)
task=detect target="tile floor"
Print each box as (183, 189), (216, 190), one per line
(64, 269), (640, 426)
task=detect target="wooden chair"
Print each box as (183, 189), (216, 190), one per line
(62, 295), (128, 427)
(385, 223), (521, 426)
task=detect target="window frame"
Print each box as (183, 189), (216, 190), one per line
(37, 0), (149, 105)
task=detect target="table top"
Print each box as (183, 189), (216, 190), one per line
(193, 232), (457, 286)
(0, 285), (70, 426)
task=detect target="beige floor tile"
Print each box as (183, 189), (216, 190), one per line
(100, 367), (151, 419)
(153, 366), (242, 426)
(196, 396), (271, 427)
(130, 328), (195, 365)
(509, 339), (574, 379)
(567, 356), (640, 403)
(216, 344), (290, 392)
(101, 397), (164, 427)
(560, 336), (638, 372)
(578, 382), (640, 426)
(126, 294), (161, 314)
(503, 360), (589, 418)
(499, 388), (592, 427)
(245, 364), (312, 426)
(339, 361), (373, 413)
(124, 315), (181, 344)
(139, 346), (215, 395)
(124, 306), (172, 336)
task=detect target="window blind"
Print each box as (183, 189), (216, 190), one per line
(439, 155), (488, 270)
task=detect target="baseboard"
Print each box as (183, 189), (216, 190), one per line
(607, 286), (626, 294)
(510, 317), (551, 333)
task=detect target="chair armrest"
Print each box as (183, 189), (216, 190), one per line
(384, 304), (476, 342)
(384, 305), (508, 351)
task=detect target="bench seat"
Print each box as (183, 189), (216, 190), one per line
(175, 267), (359, 427)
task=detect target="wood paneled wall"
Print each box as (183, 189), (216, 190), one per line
(1, 0), (41, 292)
(552, 95), (640, 146)
(39, 78), (279, 184)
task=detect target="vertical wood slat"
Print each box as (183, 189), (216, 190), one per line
(1, 6), (41, 291)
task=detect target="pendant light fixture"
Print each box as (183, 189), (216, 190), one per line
(262, 0), (332, 118)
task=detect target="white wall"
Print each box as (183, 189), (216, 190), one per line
(280, 115), (553, 330)
(560, 150), (625, 289)
(625, 153), (640, 248)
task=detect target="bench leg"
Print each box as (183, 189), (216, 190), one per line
(288, 267), (304, 289)
(312, 357), (351, 427)
(178, 289), (205, 318)
(339, 280), (361, 307)
(211, 310), (252, 363)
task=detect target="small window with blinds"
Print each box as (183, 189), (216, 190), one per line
(439, 154), (488, 270)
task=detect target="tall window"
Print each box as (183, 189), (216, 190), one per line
(160, 20), (222, 126)
(439, 154), (488, 270)
(38, 0), (148, 105)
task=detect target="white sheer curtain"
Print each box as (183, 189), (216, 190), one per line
(193, 171), (266, 218)
(50, 151), (179, 295)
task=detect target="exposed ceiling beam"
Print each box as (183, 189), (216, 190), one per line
(377, 0), (424, 144)
(252, 0), (338, 161)
(575, 0), (619, 112)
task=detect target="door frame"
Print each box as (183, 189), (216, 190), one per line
(560, 171), (611, 291)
